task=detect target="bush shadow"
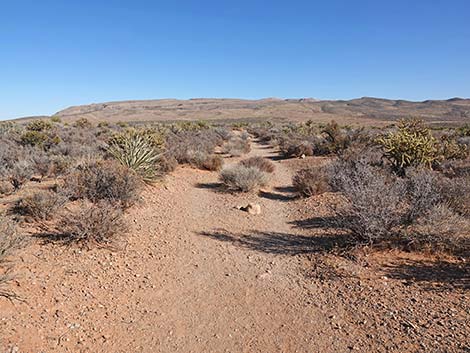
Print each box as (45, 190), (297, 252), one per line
(383, 260), (470, 291)
(198, 229), (349, 255)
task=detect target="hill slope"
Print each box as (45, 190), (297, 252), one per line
(51, 97), (470, 125)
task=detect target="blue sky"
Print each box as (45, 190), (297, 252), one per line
(1, 0), (469, 119)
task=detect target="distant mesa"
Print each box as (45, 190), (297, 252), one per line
(9, 97), (470, 125)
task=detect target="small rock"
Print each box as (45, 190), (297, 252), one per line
(240, 203), (261, 215)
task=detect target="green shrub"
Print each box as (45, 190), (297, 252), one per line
(20, 131), (49, 147)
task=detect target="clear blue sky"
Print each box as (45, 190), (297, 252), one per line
(1, 0), (469, 120)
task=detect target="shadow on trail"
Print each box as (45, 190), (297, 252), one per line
(258, 190), (297, 202)
(383, 260), (470, 291)
(198, 229), (347, 255)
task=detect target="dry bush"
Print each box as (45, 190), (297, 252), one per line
(293, 166), (330, 197)
(63, 160), (141, 208)
(15, 190), (67, 221)
(220, 165), (269, 192)
(404, 167), (444, 223)
(186, 150), (223, 171)
(239, 157), (275, 173)
(157, 155), (178, 174)
(441, 176), (470, 217)
(0, 215), (22, 264)
(223, 136), (251, 156)
(9, 159), (34, 190)
(279, 139), (314, 158)
(56, 201), (127, 246)
(166, 130), (221, 164)
(330, 161), (407, 244)
(408, 204), (470, 253)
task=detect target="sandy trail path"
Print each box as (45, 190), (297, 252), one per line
(0, 139), (342, 353)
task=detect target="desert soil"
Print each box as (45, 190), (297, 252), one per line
(1, 140), (469, 353)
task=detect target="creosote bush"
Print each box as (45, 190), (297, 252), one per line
(56, 201), (127, 246)
(239, 157), (275, 173)
(64, 160), (141, 208)
(220, 166), (269, 192)
(293, 166), (330, 197)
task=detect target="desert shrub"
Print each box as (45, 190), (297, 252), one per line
(377, 118), (440, 173)
(26, 119), (53, 132)
(279, 139), (314, 158)
(293, 166), (330, 197)
(157, 155), (178, 174)
(239, 157), (275, 173)
(220, 166), (269, 192)
(330, 160), (407, 244)
(74, 118), (92, 129)
(404, 167), (444, 223)
(15, 190), (67, 221)
(108, 131), (162, 182)
(166, 130), (221, 164)
(182, 150), (223, 171)
(441, 176), (470, 216)
(438, 136), (469, 160)
(321, 121), (352, 153)
(407, 204), (470, 253)
(20, 130), (49, 147)
(0, 182), (13, 196)
(0, 215), (22, 264)
(223, 136), (251, 156)
(56, 201), (126, 246)
(63, 160), (141, 208)
(50, 116), (62, 123)
(9, 159), (34, 190)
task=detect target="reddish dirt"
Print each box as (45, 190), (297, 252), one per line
(1, 141), (469, 352)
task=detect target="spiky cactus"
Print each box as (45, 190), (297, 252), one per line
(377, 118), (439, 173)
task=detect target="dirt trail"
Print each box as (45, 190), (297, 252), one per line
(4, 140), (468, 352)
(0, 140), (342, 353)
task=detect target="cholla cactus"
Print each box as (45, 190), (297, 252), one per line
(377, 118), (439, 172)
(108, 130), (163, 182)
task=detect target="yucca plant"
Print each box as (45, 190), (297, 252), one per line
(108, 131), (163, 183)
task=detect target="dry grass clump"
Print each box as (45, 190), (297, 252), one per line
(220, 166), (269, 192)
(55, 201), (127, 246)
(239, 157), (275, 173)
(15, 190), (67, 221)
(292, 166), (330, 197)
(63, 160), (141, 208)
